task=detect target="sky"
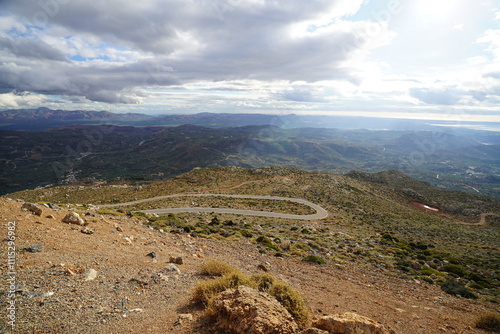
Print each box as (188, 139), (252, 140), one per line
(0, 0), (499, 123)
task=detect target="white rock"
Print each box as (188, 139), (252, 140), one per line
(62, 212), (87, 226)
(83, 269), (98, 281)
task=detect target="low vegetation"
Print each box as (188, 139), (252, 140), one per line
(193, 260), (311, 329)
(8, 166), (500, 302)
(474, 312), (500, 332)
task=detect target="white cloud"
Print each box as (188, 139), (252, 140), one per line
(0, 0), (498, 122)
(478, 29), (500, 60)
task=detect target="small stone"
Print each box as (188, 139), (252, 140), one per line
(258, 263), (270, 272)
(164, 264), (181, 274)
(152, 272), (169, 282)
(46, 214), (55, 219)
(26, 245), (44, 253)
(83, 269), (98, 281)
(15, 285), (29, 294)
(62, 212), (87, 226)
(26, 291), (55, 298)
(81, 227), (95, 235)
(21, 202), (42, 216)
(129, 308), (144, 313)
(176, 313), (193, 325)
(47, 203), (63, 210)
(168, 256), (183, 265)
(116, 225), (124, 232)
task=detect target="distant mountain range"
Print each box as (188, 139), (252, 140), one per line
(0, 107), (153, 130)
(2, 108), (500, 135)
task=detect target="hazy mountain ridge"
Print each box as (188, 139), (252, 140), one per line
(2, 108), (500, 137)
(0, 107), (154, 130)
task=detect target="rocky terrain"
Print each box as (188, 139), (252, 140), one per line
(1, 167), (499, 333)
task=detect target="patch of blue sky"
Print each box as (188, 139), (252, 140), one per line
(69, 54), (111, 62)
(306, 1), (395, 33)
(6, 25), (40, 38)
(344, 0), (398, 22)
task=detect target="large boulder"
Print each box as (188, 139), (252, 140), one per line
(210, 285), (299, 334)
(313, 312), (396, 334)
(62, 212), (87, 226)
(21, 202), (42, 216)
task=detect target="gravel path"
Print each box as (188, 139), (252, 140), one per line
(98, 193), (329, 220)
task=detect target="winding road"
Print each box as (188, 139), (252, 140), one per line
(98, 193), (329, 220)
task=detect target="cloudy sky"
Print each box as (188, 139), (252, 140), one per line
(1, 0), (499, 123)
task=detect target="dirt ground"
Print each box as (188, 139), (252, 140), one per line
(1, 197), (498, 334)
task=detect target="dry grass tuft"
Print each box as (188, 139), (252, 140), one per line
(197, 259), (239, 277)
(474, 312), (500, 332)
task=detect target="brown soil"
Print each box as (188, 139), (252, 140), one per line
(1, 197), (497, 334)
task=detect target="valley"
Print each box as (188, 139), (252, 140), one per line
(1, 121), (499, 198)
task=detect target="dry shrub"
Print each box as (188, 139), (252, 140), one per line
(192, 271), (256, 306)
(251, 273), (277, 292)
(198, 259), (239, 277)
(192, 261), (311, 329)
(268, 280), (311, 329)
(475, 312), (500, 332)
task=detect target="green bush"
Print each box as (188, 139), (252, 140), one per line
(239, 229), (253, 238)
(443, 264), (468, 278)
(256, 235), (280, 251)
(98, 209), (124, 216)
(441, 278), (477, 299)
(420, 268), (441, 276)
(303, 255), (326, 264)
(421, 276), (434, 284)
(446, 256), (464, 265)
(468, 272), (493, 288)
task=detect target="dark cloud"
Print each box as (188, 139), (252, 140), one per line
(0, 36), (68, 61)
(0, 0), (373, 103)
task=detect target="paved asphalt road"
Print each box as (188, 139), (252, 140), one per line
(99, 193), (328, 220)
